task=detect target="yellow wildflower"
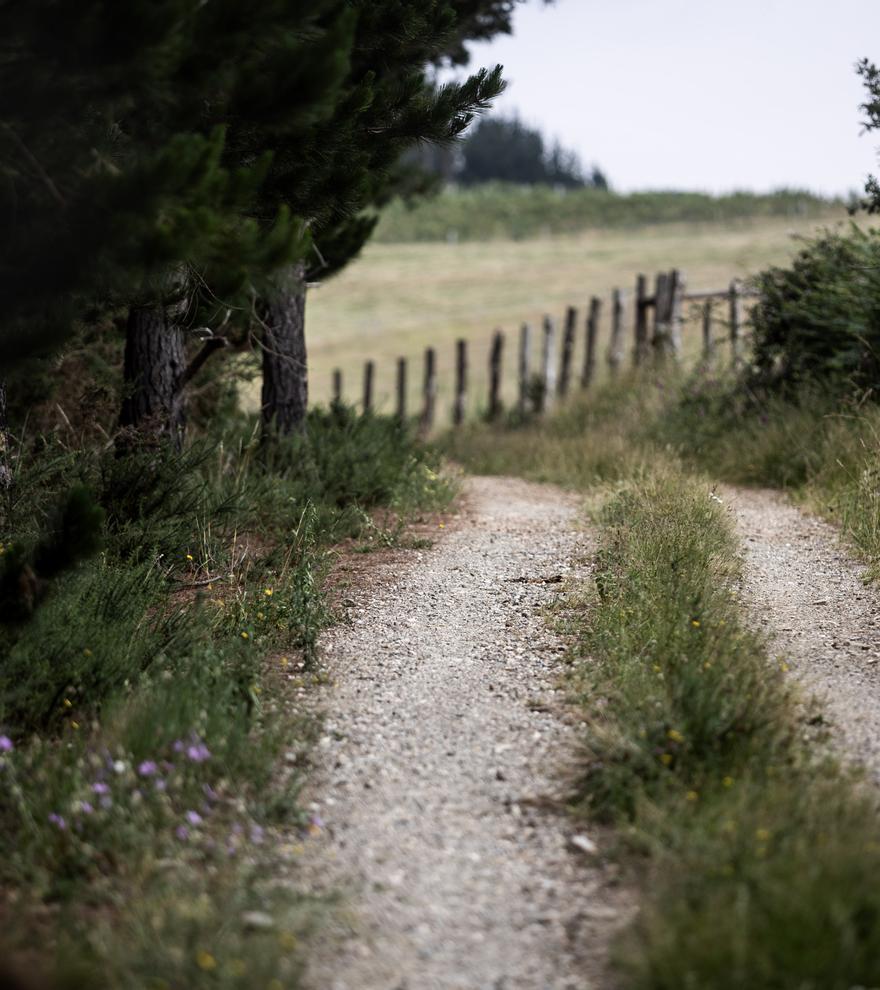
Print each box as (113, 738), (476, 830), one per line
(279, 657), (289, 667)
(83, 648), (92, 657)
(257, 612), (265, 621)
(686, 790), (699, 802)
(667, 728), (684, 744)
(63, 698), (73, 709)
(691, 619), (701, 628)
(195, 950), (216, 971)
(652, 664), (662, 674)
(660, 753), (673, 766)
(186, 554), (193, 562)
(71, 721), (80, 730)
(241, 631), (249, 640)
(723, 776), (734, 788)
(780, 661), (790, 673)
(264, 588), (274, 597)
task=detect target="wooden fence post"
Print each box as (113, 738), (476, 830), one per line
(702, 300), (714, 362)
(652, 271), (670, 359)
(420, 347), (437, 435)
(488, 329), (504, 421)
(582, 296), (601, 388)
(332, 369), (342, 404)
(363, 360), (374, 413)
(729, 279), (742, 366)
(541, 316), (556, 412)
(669, 268), (684, 359)
(634, 274), (649, 366)
(396, 357), (407, 421)
(453, 338), (467, 426)
(518, 323), (532, 415)
(608, 289), (625, 375)
(557, 306), (577, 398)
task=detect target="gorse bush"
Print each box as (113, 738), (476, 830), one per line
(749, 224), (880, 393)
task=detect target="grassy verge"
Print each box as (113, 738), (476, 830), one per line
(0, 406), (451, 988)
(581, 470), (880, 986)
(444, 376), (880, 985)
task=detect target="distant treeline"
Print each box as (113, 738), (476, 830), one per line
(376, 184), (848, 243)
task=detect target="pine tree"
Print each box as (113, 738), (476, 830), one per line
(246, 1), (509, 437)
(858, 58), (880, 213)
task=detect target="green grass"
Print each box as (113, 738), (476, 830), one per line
(375, 184), (844, 243)
(0, 406), (452, 988)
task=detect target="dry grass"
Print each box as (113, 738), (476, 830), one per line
(249, 212), (851, 421)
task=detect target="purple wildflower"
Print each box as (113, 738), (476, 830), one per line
(154, 779), (167, 793)
(185, 810), (203, 826)
(91, 781), (110, 795)
(175, 825), (190, 841)
(186, 743), (211, 764)
(137, 760), (158, 777)
(0, 735), (13, 753)
(100, 795), (113, 810)
(48, 813), (66, 830)
(172, 739), (185, 754)
(78, 801), (94, 815)
(250, 824), (265, 845)
(202, 783), (219, 802)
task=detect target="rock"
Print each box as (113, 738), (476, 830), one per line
(568, 834), (598, 856)
(241, 911), (275, 931)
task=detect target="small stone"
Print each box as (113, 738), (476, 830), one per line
(241, 911), (275, 931)
(569, 834), (598, 856)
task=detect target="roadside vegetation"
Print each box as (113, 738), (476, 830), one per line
(443, 219), (880, 985)
(0, 401), (450, 988)
(376, 184), (844, 243)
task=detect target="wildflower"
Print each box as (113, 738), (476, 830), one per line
(203, 783), (219, 802)
(195, 951), (216, 971)
(279, 657), (289, 667)
(176, 825), (189, 841)
(91, 781), (110, 795)
(278, 931), (297, 951)
(154, 779), (167, 792)
(186, 742), (211, 763)
(723, 776), (734, 788)
(100, 796), (113, 810)
(755, 828), (771, 843)
(667, 729), (684, 744)
(78, 801), (94, 815)
(48, 813), (66, 830)
(63, 698), (73, 709)
(185, 810), (203, 826)
(703, 661), (713, 670)
(186, 554), (194, 562)
(652, 664), (662, 674)
(71, 721), (80, 730)
(780, 661), (790, 673)
(686, 791), (699, 802)
(660, 753), (673, 766)
(257, 612), (265, 621)
(264, 588), (274, 597)
(83, 648), (92, 657)
(241, 631), (249, 640)
(439, 523), (445, 529)
(250, 824), (265, 845)
(0, 735), (13, 753)
(172, 740), (185, 753)
(691, 619), (701, 628)
(138, 760), (158, 777)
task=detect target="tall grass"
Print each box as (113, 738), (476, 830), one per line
(0, 406), (451, 988)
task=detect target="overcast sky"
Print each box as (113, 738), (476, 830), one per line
(460, 0), (880, 195)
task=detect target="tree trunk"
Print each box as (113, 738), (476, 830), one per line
(119, 305), (187, 449)
(260, 263), (308, 436)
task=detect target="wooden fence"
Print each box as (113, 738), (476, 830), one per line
(331, 271), (757, 430)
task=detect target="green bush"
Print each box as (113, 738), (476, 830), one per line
(749, 224), (880, 392)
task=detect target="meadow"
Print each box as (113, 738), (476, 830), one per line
(297, 209), (850, 421)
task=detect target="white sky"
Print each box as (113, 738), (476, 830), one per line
(460, 0), (880, 195)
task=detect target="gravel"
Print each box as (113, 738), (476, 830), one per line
(299, 475), (627, 990)
(725, 486), (880, 781)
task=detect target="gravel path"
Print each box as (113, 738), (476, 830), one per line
(725, 486), (880, 781)
(300, 475), (626, 990)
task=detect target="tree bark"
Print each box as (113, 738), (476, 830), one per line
(119, 305), (187, 449)
(260, 263), (308, 436)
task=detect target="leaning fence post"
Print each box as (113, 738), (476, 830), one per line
(729, 279), (742, 366)
(608, 289), (625, 375)
(518, 323), (532, 415)
(634, 274), (649, 366)
(541, 316), (557, 412)
(332, 369), (342, 404)
(362, 360), (374, 413)
(557, 306), (577, 398)
(420, 347), (437, 435)
(453, 338), (468, 426)
(702, 300), (714, 362)
(396, 357), (407, 421)
(488, 329), (504, 421)
(582, 297), (601, 388)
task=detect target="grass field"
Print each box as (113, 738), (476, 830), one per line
(287, 212), (851, 422)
